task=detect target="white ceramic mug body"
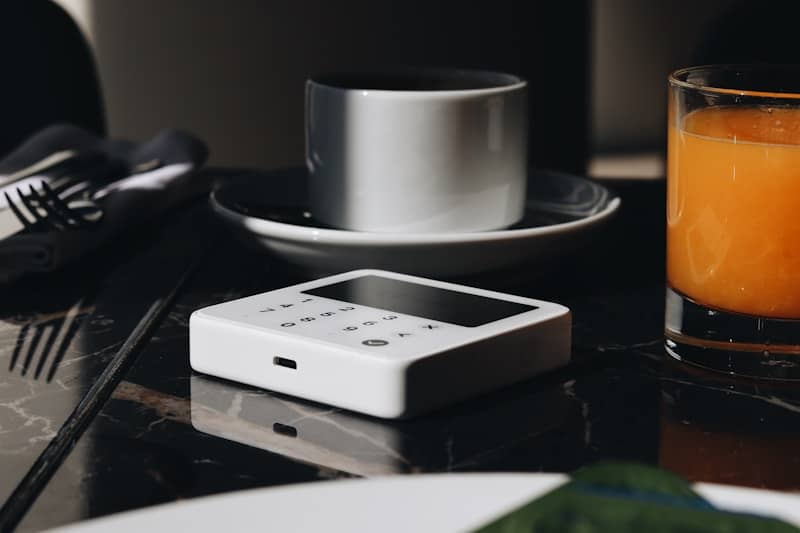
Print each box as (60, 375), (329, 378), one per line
(306, 70), (528, 233)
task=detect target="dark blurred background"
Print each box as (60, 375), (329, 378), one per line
(38, 0), (800, 177)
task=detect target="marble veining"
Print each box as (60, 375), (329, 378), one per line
(0, 307), (122, 463)
(18, 231), (660, 531)
(0, 206), (215, 530)
(10, 182), (800, 532)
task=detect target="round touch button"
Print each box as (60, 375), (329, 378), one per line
(362, 339), (389, 347)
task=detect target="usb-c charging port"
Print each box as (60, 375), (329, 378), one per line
(273, 422), (298, 438)
(273, 356), (297, 369)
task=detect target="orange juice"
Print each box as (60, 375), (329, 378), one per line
(667, 106), (800, 318)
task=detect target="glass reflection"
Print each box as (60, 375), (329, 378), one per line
(659, 360), (800, 490)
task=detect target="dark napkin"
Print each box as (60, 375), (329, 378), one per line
(0, 124), (208, 283)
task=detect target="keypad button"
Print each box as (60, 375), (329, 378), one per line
(301, 298), (313, 303)
(396, 332), (413, 338)
(280, 303), (294, 308)
(320, 312), (335, 317)
(343, 326), (358, 331)
(362, 321), (378, 326)
(300, 317), (315, 322)
(383, 315), (398, 321)
(421, 324), (440, 330)
(281, 322), (296, 328)
(362, 339), (389, 347)
(339, 306), (356, 312)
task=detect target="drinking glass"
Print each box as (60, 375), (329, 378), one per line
(666, 65), (800, 379)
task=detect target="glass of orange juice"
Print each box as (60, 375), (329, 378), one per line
(666, 65), (800, 379)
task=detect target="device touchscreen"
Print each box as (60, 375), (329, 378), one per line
(303, 275), (536, 327)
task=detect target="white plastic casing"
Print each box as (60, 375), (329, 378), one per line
(189, 269), (571, 419)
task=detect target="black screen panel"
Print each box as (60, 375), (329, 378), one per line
(303, 275), (536, 327)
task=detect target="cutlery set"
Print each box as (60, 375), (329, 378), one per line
(0, 125), (208, 287)
(2, 182), (103, 238)
(0, 149), (150, 241)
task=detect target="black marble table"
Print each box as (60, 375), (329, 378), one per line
(1, 175), (798, 532)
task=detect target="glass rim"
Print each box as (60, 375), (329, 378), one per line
(669, 64), (800, 100)
(308, 68), (526, 94)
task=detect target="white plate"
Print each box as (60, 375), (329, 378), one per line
(210, 168), (621, 277)
(50, 473), (800, 533)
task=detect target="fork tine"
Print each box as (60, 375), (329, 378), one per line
(9, 323), (29, 371)
(28, 184), (78, 229)
(38, 182), (96, 229)
(17, 186), (62, 231)
(3, 191), (36, 230)
(7, 181), (103, 234)
(39, 181), (71, 206)
(20, 323), (44, 377)
(33, 317), (62, 380)
(26, 185), (67, 229)
(46, 299), (86, 383)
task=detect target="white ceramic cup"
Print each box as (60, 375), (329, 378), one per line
(305, 69), (528, 233)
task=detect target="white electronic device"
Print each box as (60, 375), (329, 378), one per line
(189, 269), (571, 419)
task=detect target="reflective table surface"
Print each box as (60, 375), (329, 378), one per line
(0, 176), (797, 532)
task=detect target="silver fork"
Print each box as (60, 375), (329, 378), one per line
(0, 181), (103, 239)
